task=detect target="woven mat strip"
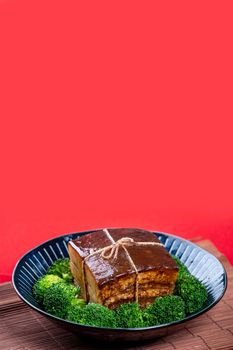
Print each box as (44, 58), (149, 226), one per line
(0, 240), (233, 350)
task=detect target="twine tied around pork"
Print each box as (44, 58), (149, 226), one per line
(99, 236), (163, 261)
(81, 229), (164, 303)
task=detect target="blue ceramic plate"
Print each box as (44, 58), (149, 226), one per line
(12, 229), (227, 342)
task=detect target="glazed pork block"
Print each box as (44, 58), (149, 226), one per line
(68, 228), (178, 309)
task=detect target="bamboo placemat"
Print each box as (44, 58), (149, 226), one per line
(1, 240), (233, 350)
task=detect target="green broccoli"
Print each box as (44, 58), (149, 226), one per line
(33, 254), (207, 327)
(175, 273), (207, 314)
(155, 295), (185, 324)
(114, 303), (145, 328)
(67, 303), (116, 327)
(32, 274), (64, 304)
(142, 305), (159, 327)
(143, 295), (185, 325)
(47, 258), (73, 282)
(43, 282), (80, 318)
(70, 298), (87, 308)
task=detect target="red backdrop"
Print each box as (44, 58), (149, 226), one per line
(0, 1), (233, 282)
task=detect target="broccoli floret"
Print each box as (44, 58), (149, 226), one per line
(70, 298), (86, 308)
(115, 303), (145, 328)
(43, 282), (80, 318)
(47, 258), (73, 282)
(173, 255), (208, 314)
(155, 295), (185, 324)
(143, 295), (185, 325)
(175, 273), (207, 314)
(142, 305), (159, 327)
(67, 303), (116, 327)
(32, 274), (64, 304)
(114, 297), (185, 328)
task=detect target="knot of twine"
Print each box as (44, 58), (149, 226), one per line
(99, 236), (163, 261)
(100, 237), (135, 260)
